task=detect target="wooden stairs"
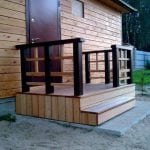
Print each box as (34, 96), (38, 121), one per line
(16, 84), (136, 126)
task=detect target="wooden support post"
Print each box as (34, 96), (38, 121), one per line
(20, 48), (29, 92)
(111, 45), (119, 87)
(44, 46), (54, 94)
(85, 53), (91, 83)
(73, 42), (83, 96)
(105, 51), (110, 84)
(127, 50), (133, 84)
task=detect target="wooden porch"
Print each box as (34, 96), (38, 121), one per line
(15, 38), (136, 126)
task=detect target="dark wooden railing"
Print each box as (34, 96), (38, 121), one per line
(16, 38), (84, 96)
(83, 50), (112, 84)
(111, 45), (134, 87)
(16, 38), (133, 96)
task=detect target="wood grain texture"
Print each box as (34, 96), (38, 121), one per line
(0, 0), (26, 98)
(45, 96), (52, 119)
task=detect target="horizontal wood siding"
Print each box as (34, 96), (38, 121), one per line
(60, 0), (122, 83)
(0, 0), (26, 98)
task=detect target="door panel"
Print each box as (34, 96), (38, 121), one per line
(26, 0), (61, 82)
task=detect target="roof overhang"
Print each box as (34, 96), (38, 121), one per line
(100, 0), (137, 13)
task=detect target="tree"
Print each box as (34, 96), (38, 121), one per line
(122, 0), (150, 51)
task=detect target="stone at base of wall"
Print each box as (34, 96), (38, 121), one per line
(0, 97), (15, 116)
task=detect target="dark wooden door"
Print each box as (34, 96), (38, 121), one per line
(26, 0), (61, 82)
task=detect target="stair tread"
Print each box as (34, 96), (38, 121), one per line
(82, 96), (134, 114)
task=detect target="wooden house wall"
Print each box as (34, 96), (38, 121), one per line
(0, 0), (26, 98)
(60, 0), (122, 83)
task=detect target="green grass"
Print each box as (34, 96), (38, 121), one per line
(133, 69), (150, 85)
(0, 114), (16, 122)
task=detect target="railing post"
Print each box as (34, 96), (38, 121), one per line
(111, 45), (119, 87)
(85, 53), (91, 83)
(20, 48), (29, 92)
(44, 46), (54, 94)
(127, 49), (133, 84)
(104, 51), (110, 84)
(73, 41), (83, 96)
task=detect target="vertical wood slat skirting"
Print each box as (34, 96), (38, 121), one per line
(16, 94), (82, 124)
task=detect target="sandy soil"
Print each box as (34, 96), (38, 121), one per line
(0, 95), (150, 150)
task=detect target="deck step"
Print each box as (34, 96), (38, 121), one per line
(82, 96), (134, 114)
(81, 96), (136, 125)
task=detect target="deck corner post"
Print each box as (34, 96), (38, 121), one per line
(20, 48), (30, 92)
(44, 46), (54, 94)
(73, 41), (83, 96)
(127, 48), (133, 84)
(104, 51), (110, 84)
(111, 45), (119, 87)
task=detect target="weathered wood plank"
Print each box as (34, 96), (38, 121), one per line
(65, 97), (73, 122)
(51, 96), (58, 120)
(45, 96), (52, 119)
(38, 95), (45, 118)
(58, 97), (66, 121)
(32, 95), (39, 117)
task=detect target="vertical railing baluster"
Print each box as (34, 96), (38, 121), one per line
(44, 46), (54, 94)
(85, 53), (91, 83)
(111, 45), (119, 87)
(20, 48), (29, 92)
(127, 50), (133, 84)
(73, 41), (83, 96)
(104, 51), (110, 84)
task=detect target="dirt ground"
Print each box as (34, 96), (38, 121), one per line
(0, 95), (150, 150)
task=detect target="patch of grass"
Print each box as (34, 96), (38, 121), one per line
(0, 114), (16, 122)
(133, 69), (150, 85)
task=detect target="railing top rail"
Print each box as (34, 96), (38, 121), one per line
(111, 45), (134, 51)
(82, 49), (112, 54)
(16, 38), (85, 49)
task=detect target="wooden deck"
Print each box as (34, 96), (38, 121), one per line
(16, 84), (136, 126)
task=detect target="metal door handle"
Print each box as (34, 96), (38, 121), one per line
(31, 38), (40, 43)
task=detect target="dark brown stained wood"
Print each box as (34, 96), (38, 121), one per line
(111, 45), (119, 87)
(65, 97), (73, 122)
(26, 0), (61, 82)
(38, 95), (45, 118)
(45, 96), (52, 119)
(26, 94), (32, 115)
(51, 96), (59, 120)
(32, 95), (39, 117)
(73, 42), (83, 96)
(58, 97), (66, 121)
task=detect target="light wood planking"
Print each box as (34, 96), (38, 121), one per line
(60, 0), (122, 83)
(45, 96), (52, 119)
(65, 97), (73, 122)
(38, 95), (45, 118)
(32, 95), (39, 117)
(58, 97), (66, 121)
(16, 94), (21, 114)
(98, 100), (136, 124)
(0, 0), (26, 98)
(51, 96), (59, 120)
(73, 98), (80, 123)
(26, 94), (32, 116)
